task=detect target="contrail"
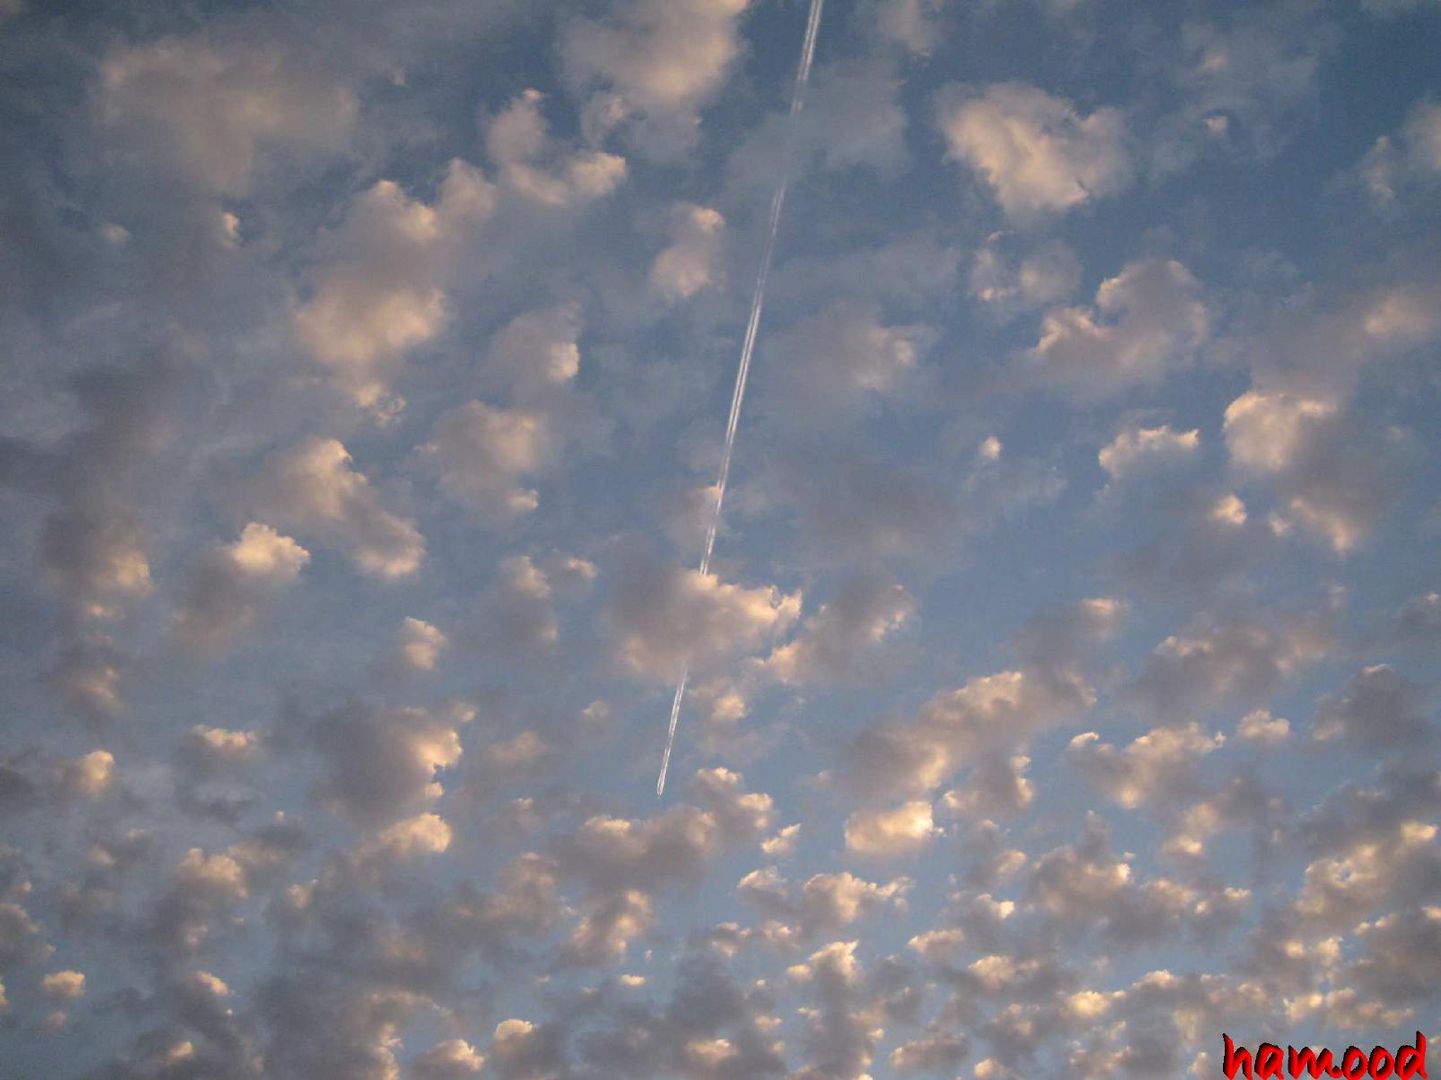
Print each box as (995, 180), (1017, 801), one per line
(657, 0), (826, 797)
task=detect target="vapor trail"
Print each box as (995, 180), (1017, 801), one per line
(657, 0), (825, 797)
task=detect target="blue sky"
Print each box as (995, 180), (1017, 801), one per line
(1, 1), (1440, 1077)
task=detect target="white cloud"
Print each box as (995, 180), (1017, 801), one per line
(851, 666), (1096, 799)
(487, 89), (627, 203)
(1236, 708), (1290, 746)
(937, 82), (1132, 218)
(294, 161), (495, 411)
(844, 800), (937, 856)
(364, 811), (454, 861)
(650, 203), (725, 301)
(739, 867), (909, 936)
(173, 523), (309, 654)
(393, 616), (448, 673)
(562, 0), (750, 158)
(254, 437), (424, 578)
(40, 970), (86, 1001)
(1098, 424), (1200, 480)
(54, 749), (115, 799)
(1223, 389), (1337, 474)
(412, 1039), (486, 1079)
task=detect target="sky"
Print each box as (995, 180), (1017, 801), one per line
(1, 0), (1440, 1077)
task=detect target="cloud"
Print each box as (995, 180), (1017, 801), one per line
(173, 523), (309, 654)
(970, 235), (1082, 319)
(1365, 98), (1441, 201)
(1067, 723), (1225, 809)
(40, 505), (152, 620)
(605, 556), (801, 680)
(785, 940), (885, 1079)
(765, 301), (937, 421)
(0, 900), (53, 969)
(1027, 259), (1209, 397)
(479, 559), (559, 660)
(53, 748), (115, 799)
(1124, 611), (1331, 722)
(1366, 98), (1441, 197)
(358, 811), (453, 865)
(846, 599), (1121, 802)
(763, 571), (914, 685)
(566, 888), (653, 963)
(252, 437), (424, 578)
(890, 1032), (970, 1073)
(850, 666), (1096, 800)
(650, 203), (725, 301)
(4, 4), (1441, 1076)
(941, 753), (1036, 818)
(412, 1039), (486, 1079)
(937, 82), (1132, 218)
(562, 0), (749, 159)
(297, 702), (465, 827)
(1223, 386), (1411, 553)
(870, 0), (947, 57)
(391, 616), (448, 674)
(1025, 815), (1223, 945)
(99, 36), (357, 195)
(844, 800), (937, 856)
(488, 1017), (566, 1080)
(40, 970), (86, 1001)
(486, 89), (628, 203)
(1154, 10), (1333, 170)
(1098, 424), (1200, 481)
(180, 725), (261, 773)
(766, 445), (958, 562)
(487, 303), (584, 397)
(552, 769), (772, 898)
(1393, 591), (1441, 644)
(1294, 817), (1441, 932)
(1223, 388), (1338, 473)
(1236, 708), (1291, 746)
(738, 867), (910, 937)
(3, 362), (183, 636)
(151, 847), (252, 955)
(293, 161), (495, 411)
(48, 639), (127, 724)
(1313, 665), (1430, 751)
(422, 401), (549, 519)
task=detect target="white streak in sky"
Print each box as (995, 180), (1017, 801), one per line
(657, 0), (826, 797)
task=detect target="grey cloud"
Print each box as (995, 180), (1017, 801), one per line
(763, 570), (915, 686)
(1313, 665), (1431, 750)
(290, 702), (465, 828)
(1123, 610), (1332, 723)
